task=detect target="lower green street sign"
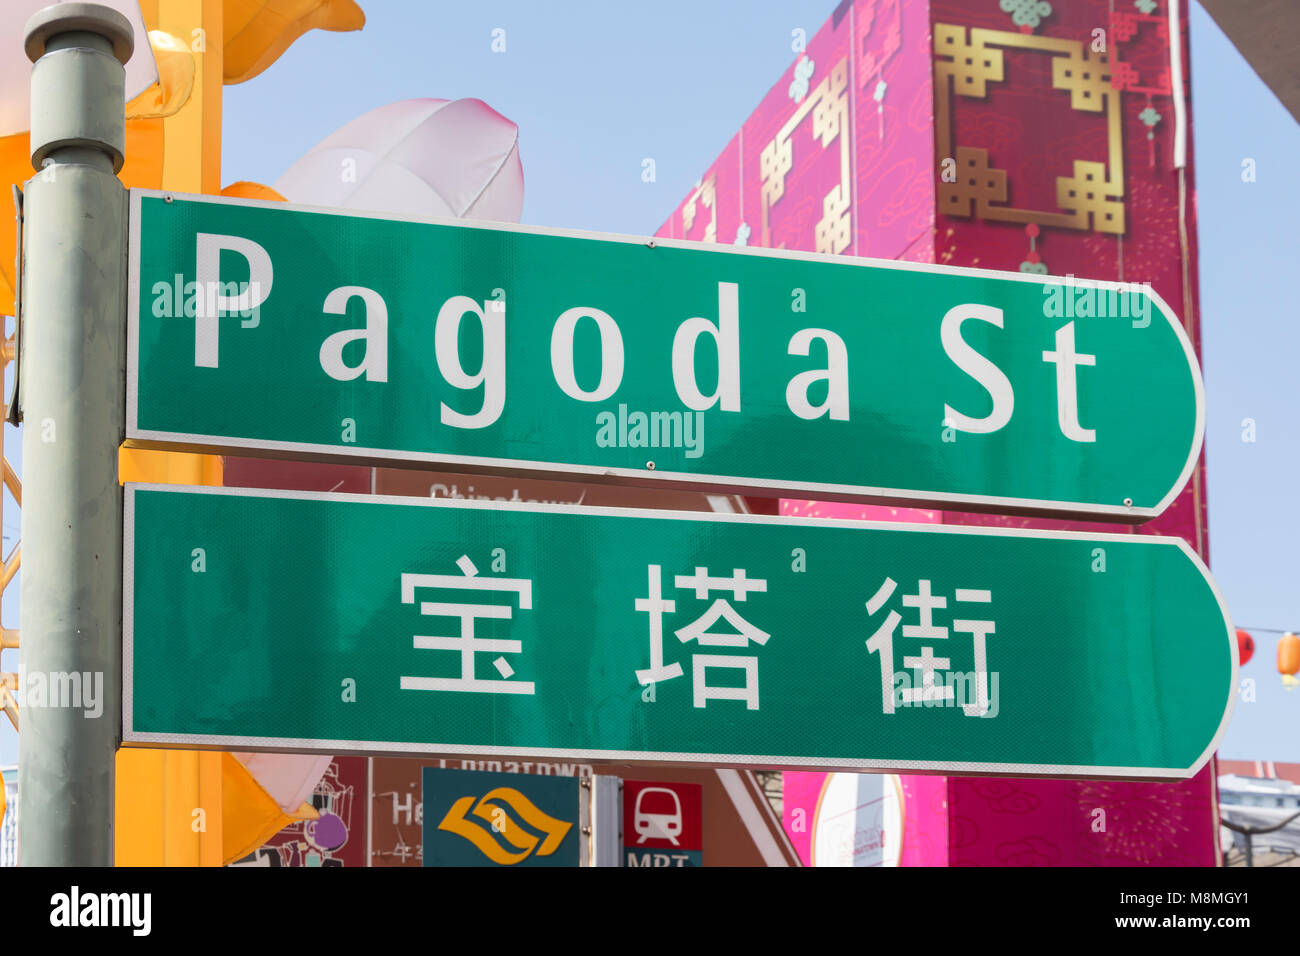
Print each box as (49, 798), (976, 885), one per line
(123, 484), (1236, 779)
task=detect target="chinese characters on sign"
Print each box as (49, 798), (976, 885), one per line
(635, 566), (770, 710)
(401, 555), (534, 695)
(397, 564), (999, 720)
(865, 578), (997, 718)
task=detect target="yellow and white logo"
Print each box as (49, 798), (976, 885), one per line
(438, 787), (573, 865)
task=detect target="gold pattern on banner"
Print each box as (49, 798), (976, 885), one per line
(934, 25), (1125, 234)
(759, 57), (852, 254)
(681, 174), (717, 243)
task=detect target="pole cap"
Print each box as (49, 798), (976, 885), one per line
(25, 3), (134, 64)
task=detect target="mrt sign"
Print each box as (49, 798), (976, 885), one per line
(624, 781), (703, 867)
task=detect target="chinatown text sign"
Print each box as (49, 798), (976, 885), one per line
(123, 485), (1235, 778)
(128, 190), (1203, 519)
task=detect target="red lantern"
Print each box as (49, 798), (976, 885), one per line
(1237, 629), (1255, 666)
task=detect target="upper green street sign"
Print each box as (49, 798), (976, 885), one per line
(127, 189), (1204, 520)
(123, 484), (1236, 779)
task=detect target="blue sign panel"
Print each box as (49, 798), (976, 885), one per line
(421, 767), (581, 867)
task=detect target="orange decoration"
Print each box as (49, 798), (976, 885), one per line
(1278, 633), (1300, 689)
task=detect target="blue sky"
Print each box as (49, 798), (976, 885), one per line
(2, 0), (1296, 765)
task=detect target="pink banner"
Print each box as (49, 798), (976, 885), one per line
(784, 771), (949, 866)
(929, 0), (1216, 867)
(665, 0), (1217, 865)
(655, 0), (934, 264)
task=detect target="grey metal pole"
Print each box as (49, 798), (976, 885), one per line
(18, 3), (132, 866)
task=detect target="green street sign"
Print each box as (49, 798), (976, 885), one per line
(123, 484), (1236, 779)
(127, 190), (1203, 520)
